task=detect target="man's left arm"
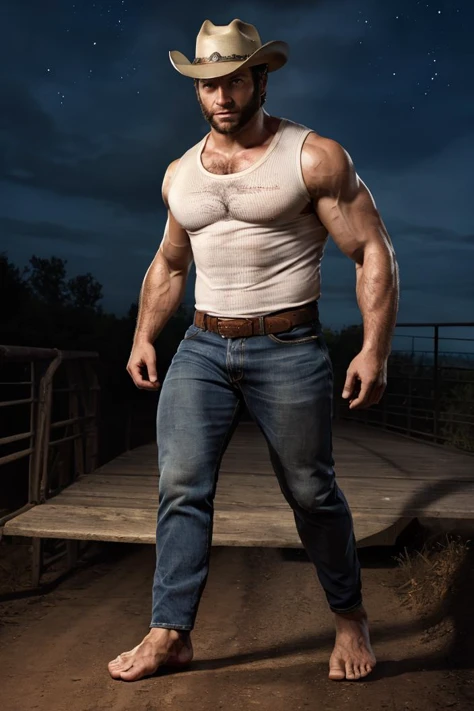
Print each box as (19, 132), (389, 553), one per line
(302, 135), (400, 409)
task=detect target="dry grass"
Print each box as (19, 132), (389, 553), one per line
(395, 534), (470, 616)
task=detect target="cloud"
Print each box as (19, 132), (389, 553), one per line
(366, 130), (474, 235)
(0, 82), (167, 213)
(0, 216), (103, 245)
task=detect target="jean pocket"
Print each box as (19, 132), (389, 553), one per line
(267, 319), (320, 345)
(183, 324), (203, 340)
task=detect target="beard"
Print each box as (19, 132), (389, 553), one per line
(197, 82), (261, 135)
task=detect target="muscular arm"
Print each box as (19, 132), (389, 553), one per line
(301, 134), (399, 409)
(302, 135), (399, 359)
(133, 159), (193, 345)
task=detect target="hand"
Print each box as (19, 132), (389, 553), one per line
(342, 349), (387, 409)
(127, 341), (160, 390)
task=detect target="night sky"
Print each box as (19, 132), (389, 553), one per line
(1, 1), (472, 349)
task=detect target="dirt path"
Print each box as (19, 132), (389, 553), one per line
(0, 543), (472, 711)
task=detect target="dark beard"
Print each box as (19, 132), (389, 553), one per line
(197, 82), (261, 135)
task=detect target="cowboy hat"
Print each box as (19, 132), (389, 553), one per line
(169, 19), (289, 79)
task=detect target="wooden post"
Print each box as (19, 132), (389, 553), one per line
(38, 352), (63, 502)
(29, 359), (50, 504)
(27, 360), (37, 503)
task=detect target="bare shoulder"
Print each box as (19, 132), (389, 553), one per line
(301, 132), (356, 196)
(162, 158), (181, 208)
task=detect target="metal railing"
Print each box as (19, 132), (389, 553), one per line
(0, 345), (99, 585)
(337, 321), (474, 452)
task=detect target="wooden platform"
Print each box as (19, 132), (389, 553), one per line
(4, 420), (474, 547)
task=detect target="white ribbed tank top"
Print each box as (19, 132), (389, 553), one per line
(167, 117), (329, 318)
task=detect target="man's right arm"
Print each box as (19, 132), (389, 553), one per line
(127, 159), (193, 389)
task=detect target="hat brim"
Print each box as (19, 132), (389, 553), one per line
(169, 40), (289, 79)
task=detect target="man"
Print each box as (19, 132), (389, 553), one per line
(108, 19), (399, 683)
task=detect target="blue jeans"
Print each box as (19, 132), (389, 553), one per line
(150, 309), (362, 631)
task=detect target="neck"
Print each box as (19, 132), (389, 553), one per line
(208, 109), (272, 151)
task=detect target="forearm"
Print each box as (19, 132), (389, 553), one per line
(133, 252), (188, 345)
(355, 246), (399, 359)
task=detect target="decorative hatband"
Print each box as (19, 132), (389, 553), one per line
(192, 52), (251, 65)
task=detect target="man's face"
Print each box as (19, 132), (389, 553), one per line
(195, 68), (265, 135)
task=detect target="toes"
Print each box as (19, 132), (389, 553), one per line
(109, 655), (127, 668)
(328, 660), (346, 680)
(362, 661), (375, 676)
(345, 662), (357, 680)
(108, 654), (134, 678)
(108, 665), (122, 679)
(120, 663), (151, 682)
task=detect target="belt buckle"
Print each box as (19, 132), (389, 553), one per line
(217, 317), (251, 337)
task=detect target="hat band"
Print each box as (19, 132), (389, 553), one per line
(192, 52), (251, 65)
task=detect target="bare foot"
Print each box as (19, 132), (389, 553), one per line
(108, 628), (193, 681)
(328, 606), (376, 681)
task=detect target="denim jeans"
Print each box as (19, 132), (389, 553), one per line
(150, 308), (362, 631)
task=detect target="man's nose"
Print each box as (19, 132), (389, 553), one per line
(215, 86), (233, 106)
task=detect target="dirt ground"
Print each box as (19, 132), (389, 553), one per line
(1, 539), (474, 711)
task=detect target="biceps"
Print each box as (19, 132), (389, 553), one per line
(317, 178), (390, 261)
(158, 211), (193, 271)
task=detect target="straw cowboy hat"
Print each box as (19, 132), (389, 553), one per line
(169, 19), (289, 79)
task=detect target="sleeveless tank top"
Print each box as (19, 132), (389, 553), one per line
(167, 117), (329, 318)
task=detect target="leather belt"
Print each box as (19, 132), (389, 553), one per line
(194, 300), (319, 338)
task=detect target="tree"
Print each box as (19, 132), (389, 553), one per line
(0, 253), (31, 338)
(24, 256), (103, 311)
(67, 273), (103, 310)
(0, 252), (29, 302)
(26, 255), (68, 306)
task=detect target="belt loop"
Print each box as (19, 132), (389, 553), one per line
(258, 316), (265, 335)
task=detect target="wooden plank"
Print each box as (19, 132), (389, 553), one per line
(4, 420), (474, 548)
(89, 420), (474, 481)
(53, 475), (474, 515)
(3, 503), (406, 547)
